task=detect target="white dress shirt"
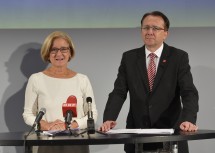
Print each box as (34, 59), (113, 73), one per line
(145, 43), (164, 73)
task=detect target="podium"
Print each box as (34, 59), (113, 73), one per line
(0, 129), (215, 153)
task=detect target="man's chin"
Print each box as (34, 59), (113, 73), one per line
(145, 43), (155, 48)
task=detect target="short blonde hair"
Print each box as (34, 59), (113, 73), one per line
(41, 31), (75, 62)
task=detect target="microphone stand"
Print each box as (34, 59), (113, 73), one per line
(25, 122), (41, 138)
(78, 116), (107, 137)
(66, 123), (75, 136)
(35, 122), (41, 136)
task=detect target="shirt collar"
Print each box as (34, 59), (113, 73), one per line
(145, 43), (163, 58)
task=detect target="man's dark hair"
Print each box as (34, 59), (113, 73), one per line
(141, 11), (170, 31)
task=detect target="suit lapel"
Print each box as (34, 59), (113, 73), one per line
(137, 46), (150, 92)
(152, 43), (170, 91)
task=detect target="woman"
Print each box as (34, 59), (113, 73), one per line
(23, 31), (98, 153)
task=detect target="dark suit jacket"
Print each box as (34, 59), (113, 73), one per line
(103, 43), (199, 152)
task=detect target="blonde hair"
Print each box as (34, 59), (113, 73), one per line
(41, 31), (75, 62)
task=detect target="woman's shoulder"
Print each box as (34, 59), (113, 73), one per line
(28, 72), (44, 80)
(75, 73), (89, 81)
(29, 72), (43, 77)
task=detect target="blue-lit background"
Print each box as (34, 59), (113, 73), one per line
(0, 0), (215, 28)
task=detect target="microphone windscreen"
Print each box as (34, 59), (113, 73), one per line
(86, 97), (92, 103)
(40, 108), (46, 114)
(67, 95), (77, 103)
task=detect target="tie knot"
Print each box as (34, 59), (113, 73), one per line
(148, 53), (157, 59)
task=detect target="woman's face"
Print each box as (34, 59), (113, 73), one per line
(49, 38), (71, 68)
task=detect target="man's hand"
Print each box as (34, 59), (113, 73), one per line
(98, 120), (117, 132)
(180, 121), (198, 132)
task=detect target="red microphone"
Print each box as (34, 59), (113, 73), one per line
(62, 95), (77, 118)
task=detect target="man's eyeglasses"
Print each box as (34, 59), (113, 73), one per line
(50, 47), (70, 54)
(141, 26), (165, 32)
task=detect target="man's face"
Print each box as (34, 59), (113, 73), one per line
(141, 15), (168, 52)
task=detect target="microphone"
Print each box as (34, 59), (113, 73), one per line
(33, 108), (46, 128)
(86, 97), (95, 134)
(25, 108), (46, 138)
(87, 97), (93, 119)
(65, 110), (73, 125)
(79, 97), (106, 136)
(62, 95), (77, 127)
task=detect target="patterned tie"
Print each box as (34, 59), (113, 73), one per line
(147, 53), (157, 92)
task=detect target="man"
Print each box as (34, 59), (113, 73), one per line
(99, 11), (199, 153)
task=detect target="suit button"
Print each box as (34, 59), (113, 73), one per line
(149, 105), (152, 109)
